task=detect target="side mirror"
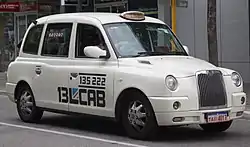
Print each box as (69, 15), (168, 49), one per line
(183, 45), (189, 55)
(84, 46), (108, 58)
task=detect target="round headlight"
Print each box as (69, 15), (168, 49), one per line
(231, 72), (242, 87)
(165, 75), (178, 91)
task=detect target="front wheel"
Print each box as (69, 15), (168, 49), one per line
(121, 93), (158, 140)
(16, 85), (43, 123)
(199, 120), (233, 132)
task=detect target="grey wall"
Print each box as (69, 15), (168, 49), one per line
(175, 0), (209, 60)
(217, 0), (250, 83)
(172, 0), (250, 83)
(158, 0), (171, 25)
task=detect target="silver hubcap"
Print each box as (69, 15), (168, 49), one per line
(19, 91), (33, 115)
(128, 101), (148, 132)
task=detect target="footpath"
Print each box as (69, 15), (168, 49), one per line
(0, 72), (6, 95)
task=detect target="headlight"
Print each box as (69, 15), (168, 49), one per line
(231, 72), (242, 87)
(165, 75), (178, 91)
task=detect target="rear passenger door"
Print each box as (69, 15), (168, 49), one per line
(32, 23), (74, 111)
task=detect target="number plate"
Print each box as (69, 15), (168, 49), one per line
(205, 111), (230, 123)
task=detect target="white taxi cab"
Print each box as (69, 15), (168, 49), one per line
(6, 11), (246, 140)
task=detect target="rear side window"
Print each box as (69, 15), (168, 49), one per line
(41, 23), (73, 57)
(22, 25), (44, 54)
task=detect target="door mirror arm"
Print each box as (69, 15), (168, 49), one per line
(99, 50), (111, 59)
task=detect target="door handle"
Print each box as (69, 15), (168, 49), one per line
(70, 72), (78, 78)
(35, 66), (42, 75)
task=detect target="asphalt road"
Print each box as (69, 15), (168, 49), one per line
(0, 94), (250, 147)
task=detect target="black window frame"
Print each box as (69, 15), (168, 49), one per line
(41, 23), (73, 58)
(75, 23), (108, 58)
(22, 24), (44, 55)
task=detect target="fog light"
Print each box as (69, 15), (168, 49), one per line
(236, 111), (243, 116)
(173, 117), (185, 122)
(241, 97), (246, 104)
(173, 101), (181, 110)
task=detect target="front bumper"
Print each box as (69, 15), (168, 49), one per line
(149, 92), (246, 126)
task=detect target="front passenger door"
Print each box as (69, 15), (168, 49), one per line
(68, 23), (117, 117)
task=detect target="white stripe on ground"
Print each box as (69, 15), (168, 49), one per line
(239, 119), (250, 122)
(0, 122), (148, 147)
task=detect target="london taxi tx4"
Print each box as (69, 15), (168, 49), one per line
(6, 11), (246, 140)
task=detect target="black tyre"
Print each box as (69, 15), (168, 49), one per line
(121, 92), (158, 140)
(199, 120), (233, 132)
(16, 85), (43, 123)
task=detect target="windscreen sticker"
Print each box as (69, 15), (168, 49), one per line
(48, 32), (64, 38)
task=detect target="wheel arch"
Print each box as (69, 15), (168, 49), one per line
(114, 87), (153, 122)
(14, 80), (32, 101)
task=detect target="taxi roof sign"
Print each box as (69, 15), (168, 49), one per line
(120, 11), (145, 21)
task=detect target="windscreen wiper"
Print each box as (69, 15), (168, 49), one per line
(166, 51), (187, 56)
(133, 51), (168, 57)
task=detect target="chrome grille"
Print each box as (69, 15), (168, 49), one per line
(197, 70), (227, 109)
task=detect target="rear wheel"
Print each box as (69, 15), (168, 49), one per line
(16, 85), (43, 123)
(121, 92), (158, 140)
(199, 120), (233, 132)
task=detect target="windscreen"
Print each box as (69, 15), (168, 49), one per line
(103, 22), (188, 58)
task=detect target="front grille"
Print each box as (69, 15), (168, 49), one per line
(197, 70), (227, 109)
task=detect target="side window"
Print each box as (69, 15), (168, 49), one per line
(41, 23), (72, 57)
(22, 25), (44, 54)
(75, 24), (107, 58)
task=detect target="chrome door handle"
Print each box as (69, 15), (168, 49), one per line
(70, 72), (78, 78)
(35, 66), (42, 75)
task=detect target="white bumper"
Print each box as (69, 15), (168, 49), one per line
(149, 92), (246, 126)
(5, 82), (16, 103)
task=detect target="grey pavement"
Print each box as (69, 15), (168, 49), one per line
(0, 94), (250, 147)
(0, 126), (129, 147)
(0, 72), (250, 147)
(0, 72), (6, 91)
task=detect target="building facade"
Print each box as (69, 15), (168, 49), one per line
(164, 0), (250, 83)
(0, 0), (249, 84)
(0, 0), (158, 71)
